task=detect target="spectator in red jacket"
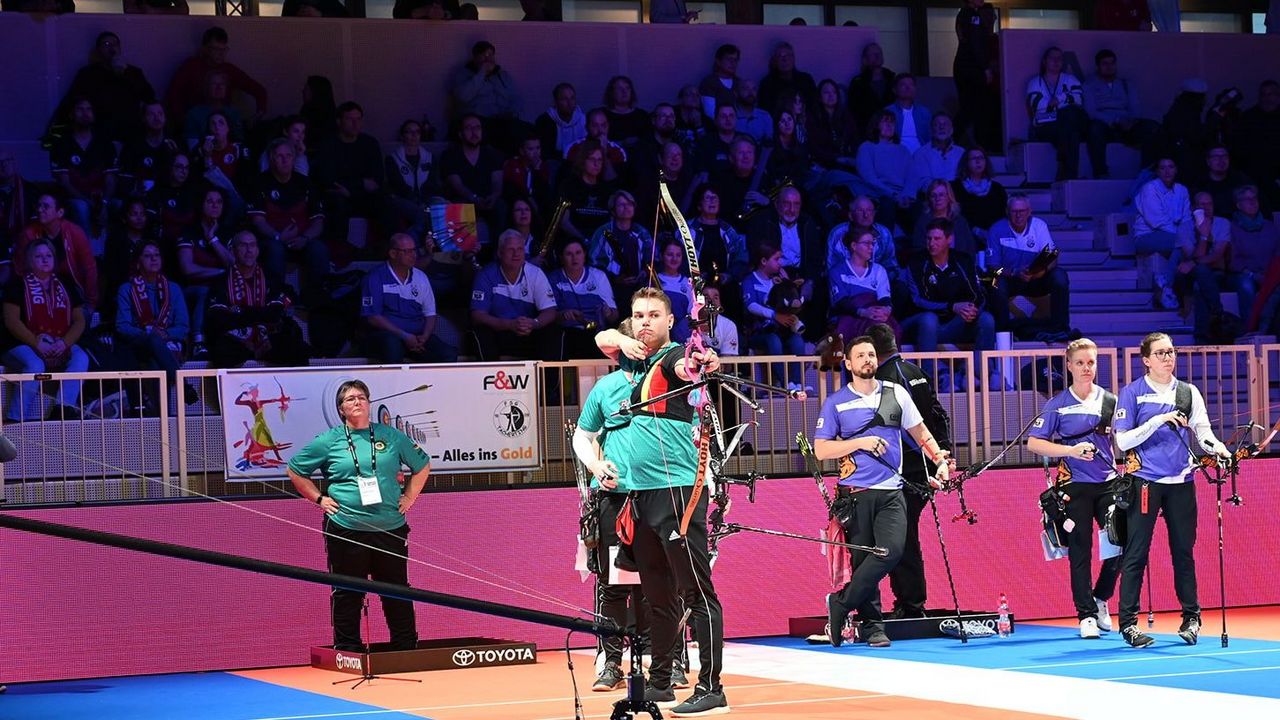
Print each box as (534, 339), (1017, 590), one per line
(16, 190), (100, 315)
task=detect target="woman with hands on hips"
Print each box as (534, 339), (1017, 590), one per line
(287, 379), (431, 652)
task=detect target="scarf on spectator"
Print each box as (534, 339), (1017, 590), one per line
(1235, 210), (1267, 233)
(228, 264), (267, 309)
(963, 177), (992, 196)
(128, 275), (173, 332)
(23, 272), (72, 337)
(227, 264), (269, 351)
(545, 106), (586, 155)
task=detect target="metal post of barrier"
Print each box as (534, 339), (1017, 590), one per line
(1261, 344), (1280, 429)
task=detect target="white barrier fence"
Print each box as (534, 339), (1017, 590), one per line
(1, 346), (1275, 504)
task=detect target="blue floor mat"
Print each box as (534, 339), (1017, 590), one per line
(2, 671), (432, 720)
(742, 623), (1280, 699)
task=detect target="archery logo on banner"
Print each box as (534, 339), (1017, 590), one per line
(218, 363), (540, 479)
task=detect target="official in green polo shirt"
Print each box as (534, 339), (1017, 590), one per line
(287, 379), (431, 652)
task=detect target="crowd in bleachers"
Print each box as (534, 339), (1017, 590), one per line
(1, 9), (1280, 420)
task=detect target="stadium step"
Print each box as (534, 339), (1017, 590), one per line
(1057, 250), (1123, 268)
(1074, 310), (1188, 333)
(1052, 179), (1134, 218)
(1071, 290), (1152, 309)
(1052, 228), (1096, 251)
(1069, 268), (1139, 291)
(993, 172), (1026, 188)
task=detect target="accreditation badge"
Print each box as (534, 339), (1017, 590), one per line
(357, 475), (383, 506)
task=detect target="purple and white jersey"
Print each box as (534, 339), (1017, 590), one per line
(815, 380), (923, 490)
(1115, 376), (1206, 484)
(1030, 385), (1117, 484)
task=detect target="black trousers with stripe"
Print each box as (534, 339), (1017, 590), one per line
(323, 519), (417, 651)
(595, 491), (651, 665)
(630, 486), (724, 692)
(1118, 481), (1200, 629)
(1064, 480), (1121, 620)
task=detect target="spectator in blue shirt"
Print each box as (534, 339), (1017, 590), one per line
(548, 237), (617, 359)
(361, 233), (457, 364)
(470, 229), (559, 361)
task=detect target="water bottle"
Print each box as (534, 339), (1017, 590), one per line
(997, 593), (1012, 638)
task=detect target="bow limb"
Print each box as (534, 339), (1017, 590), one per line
(658, 179), (713, 539)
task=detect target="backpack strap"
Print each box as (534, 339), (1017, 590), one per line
(1175, 381), (1192, 418)
(1058, 389), (1117, 442)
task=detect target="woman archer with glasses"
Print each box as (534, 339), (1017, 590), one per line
(1112, 333), (1231, 648)
(287, 379), (432, 652)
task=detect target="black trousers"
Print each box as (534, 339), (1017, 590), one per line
(834, 488), (907, 633)
(323, 519), (417, 650)
(1118, 481), (1199, 629)
(1064, 481), (1121, 619)
(888, 453), (929, 615)
(472, 324), (559, 362)
(595, 491), (651, 665)
(988, 267), (1072, 334)
(630, 486), (723, 692)
(954, 67), (1001, 153)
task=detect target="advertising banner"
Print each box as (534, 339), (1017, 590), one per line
(218, 363), (539, 479)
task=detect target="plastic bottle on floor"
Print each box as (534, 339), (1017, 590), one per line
(997, 593), (1012, 638)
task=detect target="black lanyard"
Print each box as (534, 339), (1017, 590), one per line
(342, 424), (376, 477)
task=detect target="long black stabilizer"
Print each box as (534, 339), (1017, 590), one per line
(0, 513), (623, 638)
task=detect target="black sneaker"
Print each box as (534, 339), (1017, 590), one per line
(592, 661), (624, 692)
(1178, 616), (1201, 646)
(671, 664), (691, 689)
(671, 686), (730, 717)
(864, 628), (891, 647)
(888, 607), (925, 620)
(1122, 625), (1155, 648)
(827, 593), (848, 647)
(644, 684), (677, 707)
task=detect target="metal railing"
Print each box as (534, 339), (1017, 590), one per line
(980, 347), (1121, 468)
(0, 370), (173, 504)
(2, 345), (1277, 506)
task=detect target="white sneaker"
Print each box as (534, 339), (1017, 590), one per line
(1095, 598), (1113, 632)
(1157, 284), (1179, 310)
(1079, 616), (1101, 639)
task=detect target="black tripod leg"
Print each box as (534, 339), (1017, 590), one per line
(612, 638), (663, 720)
(928, 495), (967, 643)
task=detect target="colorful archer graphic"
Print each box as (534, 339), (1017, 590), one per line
(232, 379), (302, 470)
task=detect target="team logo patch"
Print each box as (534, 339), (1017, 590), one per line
(270, 190), (280, 200)
(1033, 418), (1045, 428)
(374, 440), (387, 452)
(816, 417), (825, 429)
(361, 295), (372, 307)
(1116, 408), (1127, 420)
(493, 399), (530, 437)
(472, 290), (485, 301)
